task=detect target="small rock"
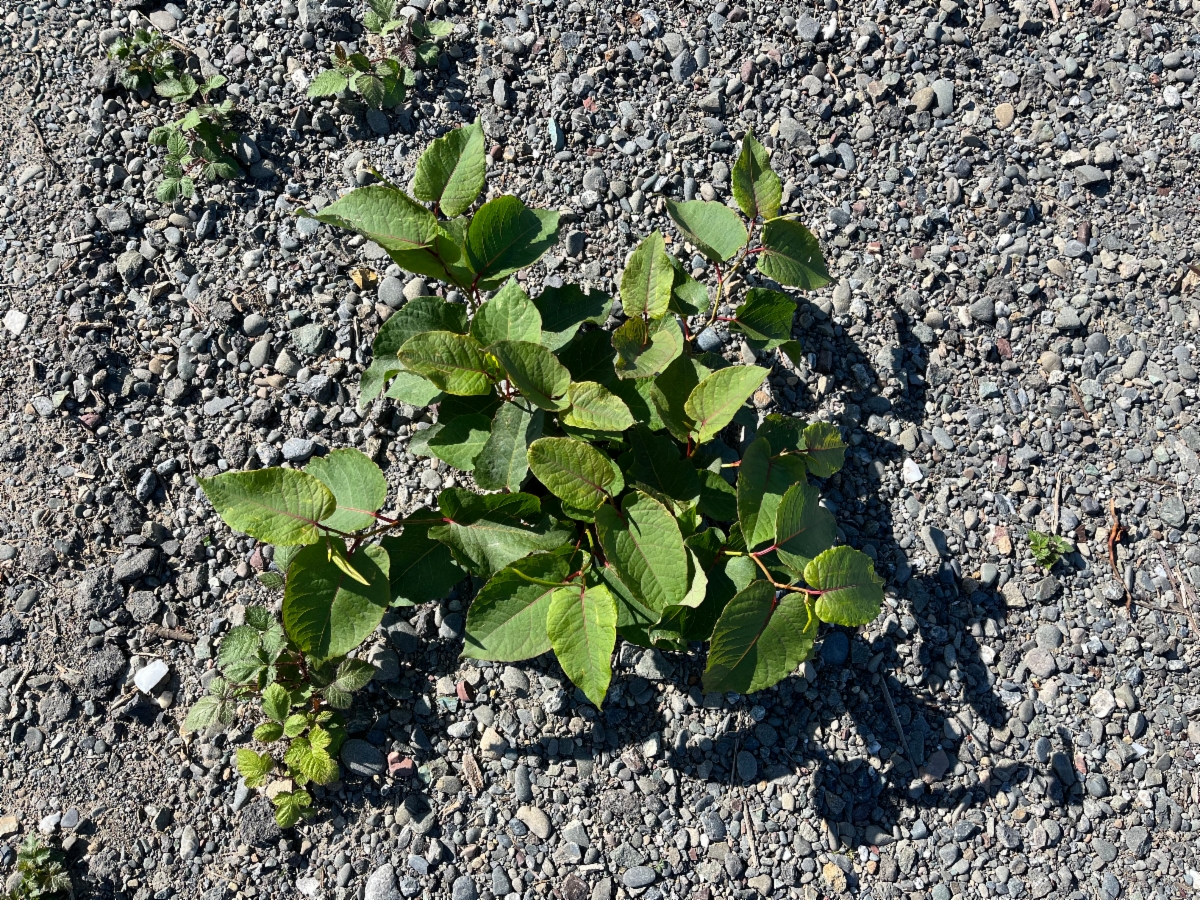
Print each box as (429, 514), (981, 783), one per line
(134, 659), (169, 694)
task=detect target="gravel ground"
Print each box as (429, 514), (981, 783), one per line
(2, 0), (1200, 898)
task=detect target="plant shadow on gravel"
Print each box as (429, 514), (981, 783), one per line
(471, 302), (1082, 854)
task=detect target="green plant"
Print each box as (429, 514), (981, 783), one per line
(1029, 530), (1073, 569)
(307, 0), (453, 109)
(184, 599), (376, 827)
(149, 99), (242, 202)
(194, 122), (884, 729)
(5, 835), (71, 900)
(107, 28), (177, 92)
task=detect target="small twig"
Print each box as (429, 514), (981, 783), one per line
(740, 786), (761, 869)
(1107, 499), (1131, 613)
(1155, 544), (1200, 635)
(879, 673), (919, 779)
(144, 624), (197, 643)
(1051, 472), (1061, 536)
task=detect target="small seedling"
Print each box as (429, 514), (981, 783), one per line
(107, 28), (177, 92)
(185, 602), (375, 827)
(1029, 530), (1073, 569)
(5, 835), (71, 900)
(154, 71), (227, 106)
(308, 0), (453, 109)
(149, 99), (242, 202)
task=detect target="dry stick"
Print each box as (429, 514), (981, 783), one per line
(1051, 472), (1062, 537)
(1107, 498), (1132, 614)
(879, 673), (920, 780)
(144, 624), (198, 643)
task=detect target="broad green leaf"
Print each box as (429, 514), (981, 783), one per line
(597, 565), (662, 649)
(731, 130), (782, 221)
(411, 120), (486, 217)
(666, 199), (748, 263)
(806, 546), (885, 627)
(432, 510), (571, 576)
(547, 584), (617, 707)
(199, 469), (335, 546)
(557, 329), (617, 385)
(254, 721), (285, 742)
(382, 370), (444, 407)
(368, 296), (469, 400)
(703, 582), (817, 694)
(261, 683), (291, 722)
(800, 422), (846, 477)
(620, 231), (674, 319)
(218, 624), (261, 668)
(466, 195), (561, 284)
(334, 658), (376, 692)
(624, 426), (700, 503)
(283, 540), (390, 659)
(533, 284), (612, 351)
(563, 381), (635, 432)
(737, 437), (808, 549)
(245, 606), (275, 631)
(491, 340), (571, 411)
(613, 314), (683, 380)
(440, 392), (503, 421)
(427, 412), (492, 471)
(385, 223), (475, 289)
(462, 550), (574, 660)
(757, 219), (830, 290)
(398, 331), (496, 395)
(685, 365), (768, 443)
(608, 376), (666, 432)
(757, 414), (806, 452)
(471, 279), (542, 346)
(774, 481), (837, 573)
(356, 73), (386, 108)
(697, 469), (738, 521)
(380, 524), (464, 606)
(474, 402), (543, 491)
(732, 289), (795, 349)
(236, 749), (274, 787)
(308, 68), (349, 97)
(778, 340), (805, 367)
(527, 437), (616, 511)
(596, 492), (688, 612)
(304, 184), (439, 257)
(305, 448), (388, 532)
(651, 355), (707, 442)
(184, 694), (233, 732)
(666, 253), (711, 318)
(272, 789), (313, 828)
(662, 531), (748, 641)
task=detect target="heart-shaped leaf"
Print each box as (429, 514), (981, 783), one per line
(533, 284), (612, 351)
(283, 540), (390, 659)
(737, 437), (808, 549)
(731, 129), (782, 221)
(756, 218), (830, 290)
(398, 331), (497, 395)
(491, 340), (571, 410)
(703, 581), (817, 694)
(596, 491), (688, 612)
(411, 120), (486, 217)
(380, 524), (464, 607)
(563, 381), (635, 432)
(613, 315), (683, 380)
(473, 402), (544, 492)
(773, 480), (837, 573)
(685, 365), (768, 444)
(304, 449), (388, 533)
(200, 469), (335, 546)
(799, 422), (846, 477)
(466, 195), (561, 284)
(471, 278), (543, 346)
(805, 546), (884, 627)
(462, 549), (574, 660)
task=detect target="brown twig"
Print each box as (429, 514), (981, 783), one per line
(879, 673), (920, 779)
(1107, 498), (1131, 614)
(144, 624), (197, 643)
(1154, 544), (1200, 635)
(1051, 472), (1061, 536)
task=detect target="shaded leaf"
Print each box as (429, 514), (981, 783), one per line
(799, 422), (846, 477)
(473, 402), (543, 492)
(380, 523), (464, 606)
(737, 437), (807, 549)
(666, 253), (711, 318)
(703, 582), (817, 694)
(774, 480), (837, 573)
(732, 288), (795, 349)
(613, 315), (683, 380)
(533, 284), (612, 351)
(624, 426), (700, 503)
(471, 278), (542, 346)
(491, 340), (571, 411)
(427, 412), (492, 471)
(557, 329), (617, 385)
